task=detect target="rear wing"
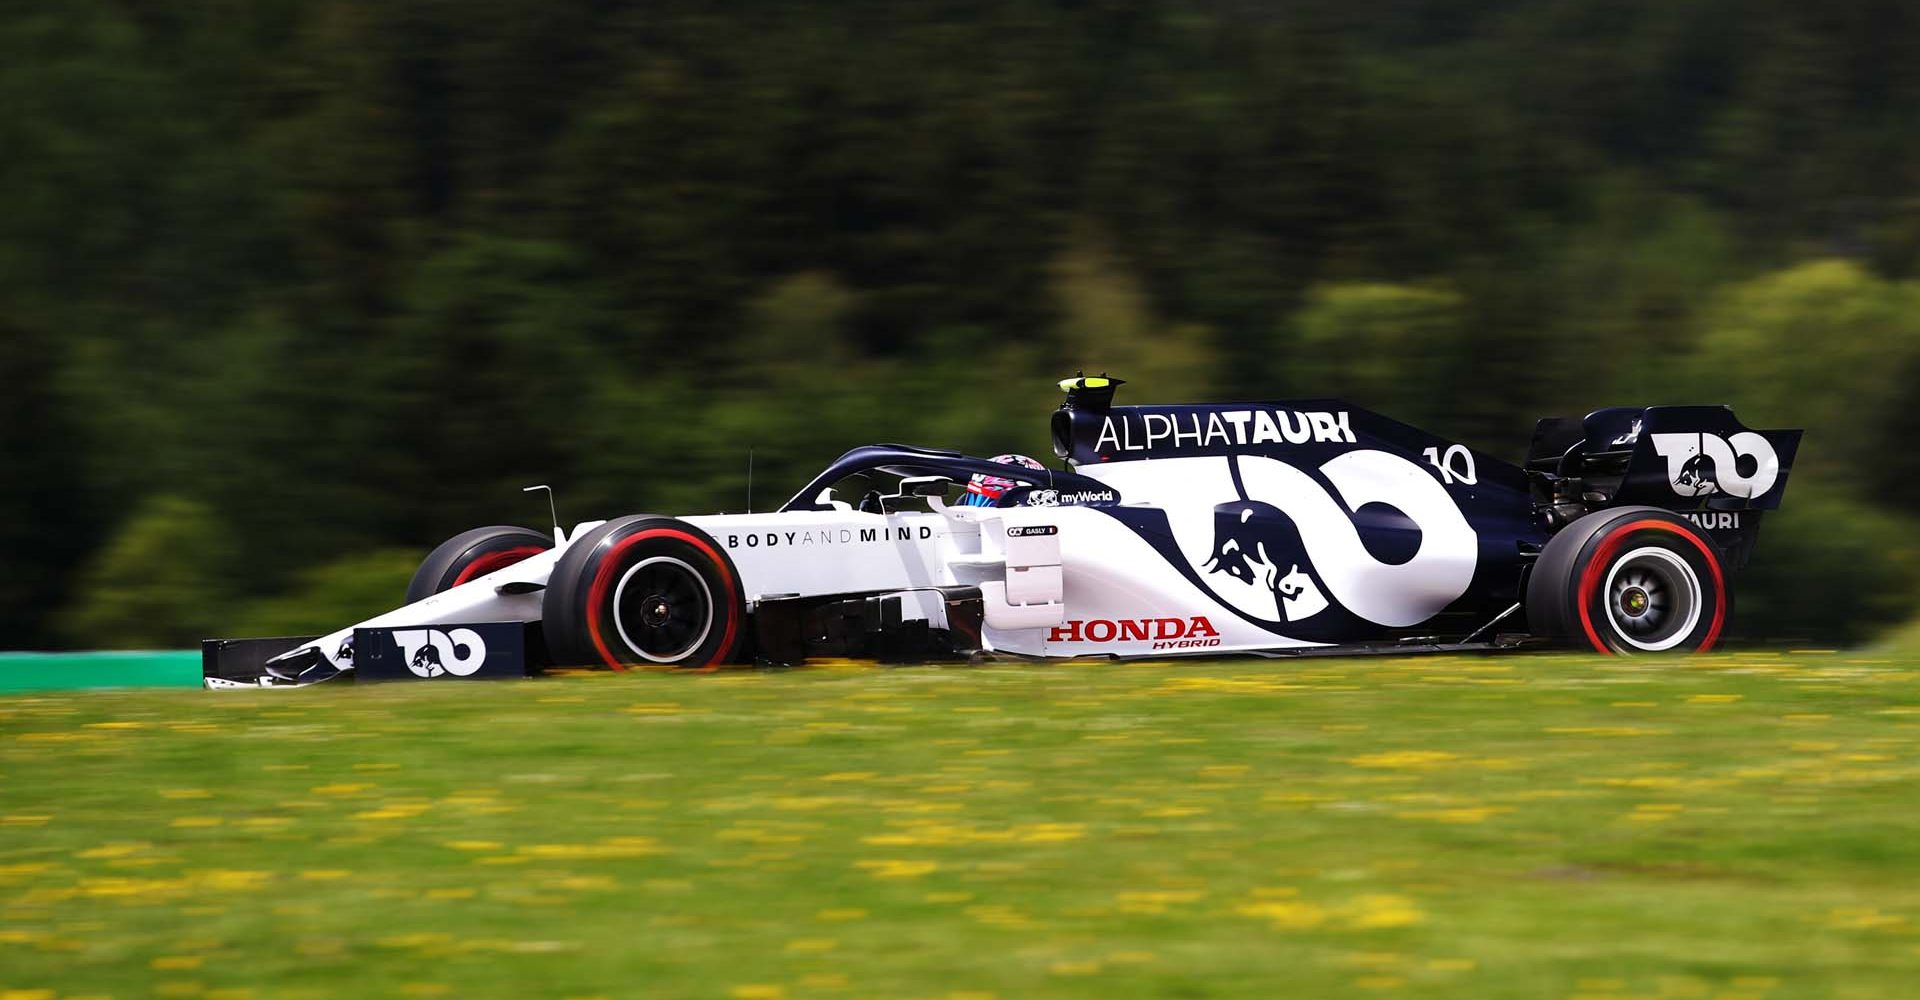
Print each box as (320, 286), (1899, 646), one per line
(1528, 405), (1803, 567)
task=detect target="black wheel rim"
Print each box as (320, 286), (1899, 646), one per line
(610, 556), (714, 662)
(1602, 546), (1702, 651)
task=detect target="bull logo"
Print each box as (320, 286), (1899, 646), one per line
(1154, 452), (1479, 632)
(1203, 501), (1330, 622)
(411, 643), (444, 675)
(391, 627), (488, 678)
(1674, 453), (1716, 494)
(1651, 432), (1779, 499)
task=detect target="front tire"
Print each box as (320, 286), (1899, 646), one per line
(1526, 507), (1728, 654)
(407, 525), (554, 604)
(542, 515), (744, 670)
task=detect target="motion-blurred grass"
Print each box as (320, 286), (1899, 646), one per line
(3, 655), (1918, 999)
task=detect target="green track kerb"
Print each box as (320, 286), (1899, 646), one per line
(0, 651), (203, 693)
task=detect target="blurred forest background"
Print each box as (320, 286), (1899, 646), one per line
(5, 0), (1920, 650)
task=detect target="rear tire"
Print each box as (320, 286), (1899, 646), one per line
(1526, 506), (1729, 654)
(406, 526), (554, 604)
(542, 515), (744, 670)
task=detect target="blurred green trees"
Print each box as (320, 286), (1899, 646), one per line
(5, 0), (1920, 646)
(59, 497), (230, 649)
(226, 550), (428, 641)
(1285, 283), (1468, 426)
(1672, 260), (1920, 499)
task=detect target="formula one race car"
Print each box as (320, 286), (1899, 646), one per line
(203, 377), (1801, 687)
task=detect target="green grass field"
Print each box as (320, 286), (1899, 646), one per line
(3, 653), (1918, 999)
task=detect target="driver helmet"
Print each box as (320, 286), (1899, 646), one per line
(961, 453), (1046, 507)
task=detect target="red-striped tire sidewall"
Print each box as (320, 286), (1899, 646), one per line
(546, 517), (743, 671)
(1573, 518), (1727, 654)
(406, 526), (554, 604)
(451, 545), (549, 588)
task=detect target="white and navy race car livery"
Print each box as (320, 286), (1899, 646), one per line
(203, 376), (1802, 686)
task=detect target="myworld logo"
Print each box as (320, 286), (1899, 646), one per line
(1024, 488), (1115, 507)
(1048, 616), (1221, 649)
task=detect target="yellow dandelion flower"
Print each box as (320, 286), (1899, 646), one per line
(1347, 750), (1459, 769)
(865, 859), (937, 878)
(516, 838), (659, 859)
(352, 804), (430, 821)
(1237, 900), (1328, 930)
(310, 782), (373, 795)
(0, 862), (54, 878)
(1343, 895), (1425, 929)
(1823, 907), (1907, 930)
(195, 870), (273, 891)
(75, 841), (150, 859)
(1394, 806), (1509, 824)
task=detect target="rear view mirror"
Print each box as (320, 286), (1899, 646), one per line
(901, 476), (952, 497)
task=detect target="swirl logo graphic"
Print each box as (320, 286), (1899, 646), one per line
(1650, 432), (1780, 500)
(1152, 452), (1479, 629)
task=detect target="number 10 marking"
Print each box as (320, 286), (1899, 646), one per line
(1422, 444), (1477, 485)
